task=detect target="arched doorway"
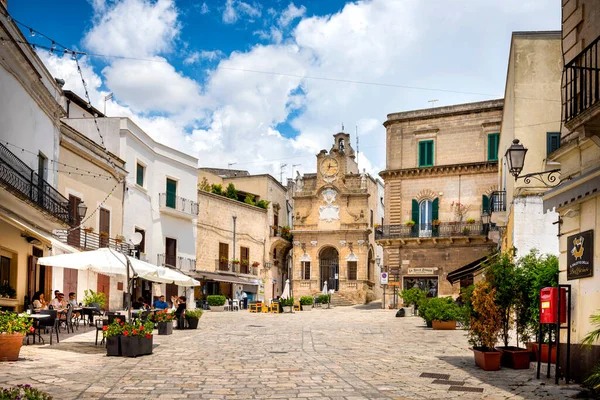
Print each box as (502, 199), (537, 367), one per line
(319, 247), (339, 292)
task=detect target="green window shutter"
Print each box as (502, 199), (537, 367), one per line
(419, 140), (434, 167)
(418, 142), (426, 167)
(411, 199), (419, 224)
(547, 132), (560, 155)
(482, 195), (489, 214)
(488, 133), (499, 161)
(432, 198), (439, 221)
(136, 163), (144, 186)
(166, 178), (177, 208)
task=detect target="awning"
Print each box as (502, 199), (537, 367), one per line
(543, 166), (600, 212)
(0, 207), (79, 255)
(447, 254), (497, 284)
(191, 270), (259, 286)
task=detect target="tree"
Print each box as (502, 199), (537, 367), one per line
(226, 183), (238, 200)
(210, 184), (223, 196)
(244, 193), (255, 206)
(198, 177), (211, 192)
(484, 251), (517, 347)
(468, 281), (502, 350)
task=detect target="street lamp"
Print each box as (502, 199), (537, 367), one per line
(504, 139), (566, 187)
(77, 200), (88, 220)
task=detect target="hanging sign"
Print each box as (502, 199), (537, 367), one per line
(567, 230), (594, 280)
(380, 272), (388, 284)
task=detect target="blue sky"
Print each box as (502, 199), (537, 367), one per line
(6, 0), (561, 177)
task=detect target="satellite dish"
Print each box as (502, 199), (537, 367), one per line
(129, 232), (143, 246)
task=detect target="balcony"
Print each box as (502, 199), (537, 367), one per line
(489, 191), (507, 225)
(375, 222), (486, 242)
(157, 254), (196, 271)
(54, 229), (133, 254)
(564, 35), (600, 127)
(270, 225), (293, 242)
(158, 193), (199, 219)
(0, 143), (71, 226)
(214, 259), (258, 275)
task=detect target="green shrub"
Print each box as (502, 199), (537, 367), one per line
(256, 199), (271, 209)
(423, 297), (461, 322)
(300, 296), (314, 305)
(83, 289), (106, 308)
(207, 295), (226, 306)
(210, 184), (223, 195)
(279, 297), (294, 307)
(185, 309), (203, 319)
(399, 288), (427, 307)
(244, 193), (255, 205)
(226, 183), (238, 199)
(318, 294), (330, 304)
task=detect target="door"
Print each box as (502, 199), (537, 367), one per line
(97, 274), (110, 310)
(419, 200), (432, 237)
(67, 195), (81, 246)
(240, 246), (249, 274)
(99, 208), (110, 248)
(63, 268), (78, 298)
(219, 243), (229, 271)
(319, 247), (339, 292)
(165, 238), (177, 267)
(166, 178), (177, 208)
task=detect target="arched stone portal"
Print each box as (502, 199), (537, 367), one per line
(319, 247), (339, 292)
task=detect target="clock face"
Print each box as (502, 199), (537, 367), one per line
(320, 157), (339, 177)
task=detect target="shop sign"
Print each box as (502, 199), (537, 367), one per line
(407, 267), (436, 275)
(567, 230), (594, 280)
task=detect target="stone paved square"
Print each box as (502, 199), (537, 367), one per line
(0, 307), (583, 399)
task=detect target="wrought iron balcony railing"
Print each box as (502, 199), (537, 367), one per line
(564, 35), (600, 123)
(159, 193), (199, 216)
(157, 254), (196, 271)
(0, 143), (71, 225)
(214, 259), (257, 275)
(375, 222), (486, 240)
(54, 229), (133, 254)
(490, 191), (506, 213)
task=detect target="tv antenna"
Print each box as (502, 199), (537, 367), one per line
(279, 163), (287, 184)
(428, 99), (439, 108)
(227, 162), (236, 170)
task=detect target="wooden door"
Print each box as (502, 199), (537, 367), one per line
(99, 208), (110, 248)
(97, 274), (110, 311)
(67, 195), (81, 246)
(63, 268), (78, 297)
(165, 238), (177, 267)
(240, 247), (249, 274)
(218, 243), (229, 271)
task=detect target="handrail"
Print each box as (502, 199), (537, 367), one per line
(54, 229), (133, 254)
(159, 193), (199, 215)
(564, 35), (600, 123)
(375, 222), (486, 240)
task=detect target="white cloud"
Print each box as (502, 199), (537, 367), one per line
(184, 50), (225, 64)
(222, 0), (261, 24)
(254, 27), (283, 44)
(199, 2), (209, 14)
(279, 3), (306, 27)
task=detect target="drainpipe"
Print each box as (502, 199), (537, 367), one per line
(232, 216), (237, 267)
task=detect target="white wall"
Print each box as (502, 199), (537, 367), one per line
(512, 196), (559, 258)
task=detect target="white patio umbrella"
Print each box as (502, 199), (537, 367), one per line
(156, 266), (200, 287)
(281, 279), (290, 300)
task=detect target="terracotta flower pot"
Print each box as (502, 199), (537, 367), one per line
(0, 332), (25, 362)
(472, 347), (502, 371)
(432, 320), (456, 330)
(497, 346), (531, 369)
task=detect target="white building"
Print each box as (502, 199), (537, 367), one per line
(65, 116), (199, 307)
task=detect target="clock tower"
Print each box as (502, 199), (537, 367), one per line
(291, 132), (382, 305)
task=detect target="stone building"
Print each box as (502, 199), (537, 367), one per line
(194, 169), (292, 303)
(542, 0), (600, 382)
(377, 100), (502, 301)
(291, 133), (382, 305)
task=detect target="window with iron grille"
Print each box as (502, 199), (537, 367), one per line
(302, 261), (310, 280)
(348, 261), (357, 280)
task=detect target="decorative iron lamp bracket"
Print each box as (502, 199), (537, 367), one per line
(514, 169), (565, 188)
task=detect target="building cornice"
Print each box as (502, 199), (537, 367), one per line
(379, 161), (498, 180)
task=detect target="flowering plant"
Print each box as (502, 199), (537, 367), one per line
(450, 201), (471, 223)
(252, 261), (260, 268)
(431, 219), (441, 226)
(103, 317), (125, 338)
(466, 218), (476, 224)
(152, 310), (175, 323)
(220, 256), (228, 263)
(0, 384), (52, 400)
(0, 311), (34, 334)
(122, 320), (154, 338)
(240, 259), (249, 267)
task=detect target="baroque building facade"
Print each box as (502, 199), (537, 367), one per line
(377, 100), (502, 301)
(291, 133), (382, 305)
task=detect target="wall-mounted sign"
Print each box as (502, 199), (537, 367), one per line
(408, 267), (436, 275)
(567, 230), (594, 280)
(380, 272), (388, 284)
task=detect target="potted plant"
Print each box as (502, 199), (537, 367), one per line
(220, 256), (229, 263)
(120, 320), (154, 357)
(252, 261), (260, 268)
(0, 312), (34, 362)
(0, 284), (16, 299)
(83, 289), (107, 309)
(0, 384), (52, 399)
(103, 317), (125, 356)
(399, 288), (427, 316)
(154, 310), (175, 335)
(99, 231), (109, 238)
(241, 259), (249, 267)
(466, 218), (476, 224)
(83, 226), (94, 233)
(185, 309), (203, 329)
(468, 281), (502, 371)
(581, 311), (600, 395)
(114, 234), (125, 244)
(405, 220), (415, 227)
(231, 259), (240, 265)
(207, 295), (227, 312)
(280, 297), (294, 313)
(426, 297), (461, 330)
(318, 294), (330, 307)
(299, 296), (314, 311)
(416, 297), (434, 327)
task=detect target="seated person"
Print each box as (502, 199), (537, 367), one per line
(153, 295), (169, 310)
(132, 296), (147, 310)
(174, 296), (187, 329)
(68, 292), (78, 307)
(49, 292), (67, 309)
(32, 291), (48, 310)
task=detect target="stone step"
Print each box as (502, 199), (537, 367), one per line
(330, 293), (356, 307)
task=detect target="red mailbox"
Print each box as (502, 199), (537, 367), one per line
(540, 287), (567, 324)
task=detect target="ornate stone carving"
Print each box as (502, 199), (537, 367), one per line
(319, 188), (340, 222)
(416, 189), (438, 201)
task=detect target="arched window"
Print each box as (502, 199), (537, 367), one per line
(412, 197), (439, 237)
(339, 138), (345, 152)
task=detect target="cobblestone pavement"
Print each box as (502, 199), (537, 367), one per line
(0, 307), (584, 399)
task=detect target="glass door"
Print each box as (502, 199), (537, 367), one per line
(419, 200), (432, 237)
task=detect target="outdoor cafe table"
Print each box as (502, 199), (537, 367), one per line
(19, 314), (50, 345)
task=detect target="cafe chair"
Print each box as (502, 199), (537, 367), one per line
(58, 307), (74, 334)
(96, 312), (119, 346)
(38, 310), (60, 345)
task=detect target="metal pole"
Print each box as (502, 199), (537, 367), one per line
(383, 284), (386, 310)
(232, 216), (237, 271)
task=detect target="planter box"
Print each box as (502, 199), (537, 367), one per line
(300, 305), (312, 311)
(529, 343), (556, 363)
(106, 336), (121, 357)
(0, 332), (24, 362)
(210, 305), (225, 312)
(121, 335), (153, 357)
(472, 347), (502, 371)
(157, 321), (173, 335)
(282, 306), (292, 313)
(497, 346), (531, 369)
(139, 336), (153, 355)
(186, 318), (199, 329)
(432, 320), (456, 330)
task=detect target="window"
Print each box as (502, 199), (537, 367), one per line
(418, 140), (434, 167)
(302, 261), (311, 280)
(38, 152), (47, 181)
(488, 133), (500, 161)
(135, 228), (146, 254)
(99, 208), (110, 248)
(547, 132), (561, 155)
(218, 243), (229, 271)
(165, 238), (177, 267)
(0, 256), (11, 288)
(347, 261), (357, 280)
(166, 178), (177, 208)
(240, 246), (249, 274)
(370, 210), (374, 227)
(136, 163), (145, 187)
(482, 195), (490, 215)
